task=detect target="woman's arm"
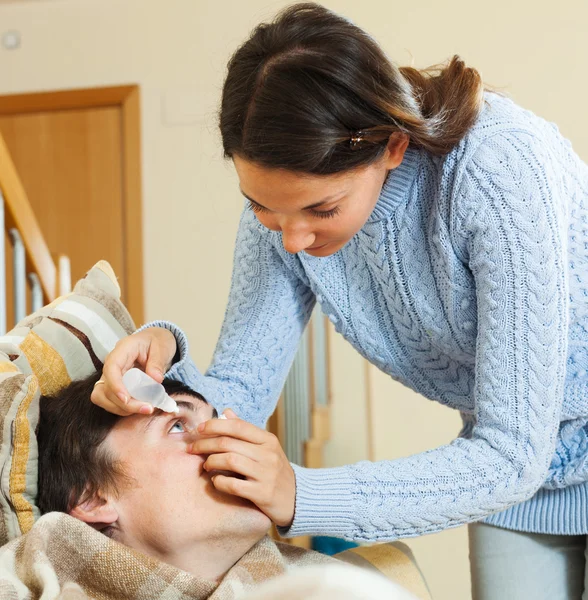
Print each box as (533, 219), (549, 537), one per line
(135, 208), (315, 427)
(280, 131), (569, 541)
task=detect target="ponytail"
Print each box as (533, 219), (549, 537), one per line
(220, 3), (485, 174)
(398, 56), (484, 155)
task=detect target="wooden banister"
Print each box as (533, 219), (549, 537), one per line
(0, 132), (56, 302)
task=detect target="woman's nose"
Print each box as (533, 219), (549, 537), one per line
(281, 226), (316, 254)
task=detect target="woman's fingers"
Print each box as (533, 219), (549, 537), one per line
(210, 474), (257, 502)
(197, 416), (272, 445)
(91, 379), (153, 415)
(90, 377), (131, 416)
(143, 328), (177, 382)
(199, 411), (296, 527)
(191, 435), (265, 462)
(209, 467), (295, 527)
(91, 328), (176, 415)
(94, 395), (136, 417)
(204, 452), (260, 480)
(91, 338), (142, 413)
(102, 340), (137, 401)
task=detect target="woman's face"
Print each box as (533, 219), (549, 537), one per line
(233, 135), (408, 257)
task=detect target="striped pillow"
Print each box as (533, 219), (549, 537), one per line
(0, 261), (135, 545)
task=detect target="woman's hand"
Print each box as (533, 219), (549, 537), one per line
(90, 327), (177, 416)
(191, 409), (296, 528)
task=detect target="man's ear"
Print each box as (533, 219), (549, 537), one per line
(69, 492), (119, 525)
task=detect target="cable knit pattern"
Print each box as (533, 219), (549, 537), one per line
(145, 93), (588, 541)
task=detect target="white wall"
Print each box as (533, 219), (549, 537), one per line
(1, 1), (586, 599)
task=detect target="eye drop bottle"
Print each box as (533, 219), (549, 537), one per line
(122, 368), (179, 413)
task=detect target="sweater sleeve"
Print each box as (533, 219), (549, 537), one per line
(140, 208), (316, 427)
(280, 131), (569, 542)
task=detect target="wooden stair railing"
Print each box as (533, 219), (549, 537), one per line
(0, 130), (71, 333)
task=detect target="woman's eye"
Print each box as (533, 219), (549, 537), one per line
(248, 201), (269, 214)
(310, 206), (342, 219)
(169, 420), (186, 433)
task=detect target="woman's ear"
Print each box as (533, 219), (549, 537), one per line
(70, 493), (118, 525)
(383, 132), (410, 170)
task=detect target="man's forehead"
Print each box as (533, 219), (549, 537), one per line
(173, 395), (204, 412)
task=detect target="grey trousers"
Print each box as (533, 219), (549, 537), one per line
(469, 522), (588, 600)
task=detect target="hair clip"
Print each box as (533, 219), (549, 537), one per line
(349, 130), (365, 149)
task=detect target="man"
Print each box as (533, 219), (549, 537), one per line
(37, 373), (275, 582)
(0, 373), (418, 600)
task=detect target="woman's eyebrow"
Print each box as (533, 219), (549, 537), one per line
(240, 188), (341, 211)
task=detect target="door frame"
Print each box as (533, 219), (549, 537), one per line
(0, 85), (144, 325)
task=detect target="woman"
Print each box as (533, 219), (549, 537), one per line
(91, 4), (588, 598)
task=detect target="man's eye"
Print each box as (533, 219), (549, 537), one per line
(169, 420), (186, 433)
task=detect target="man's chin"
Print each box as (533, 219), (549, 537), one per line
(230, 495), (272, 528)
(224, 492), (272, 531)
(240, 507), (272, 538)
(210, 498), (272, 546)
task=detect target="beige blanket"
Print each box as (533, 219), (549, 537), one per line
(0, 513), (338, 600)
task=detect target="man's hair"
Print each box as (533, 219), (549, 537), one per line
(37, 372), (207, 515)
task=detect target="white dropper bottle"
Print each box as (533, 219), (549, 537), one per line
(122, 368), (179, 413)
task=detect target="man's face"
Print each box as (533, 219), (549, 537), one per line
(103, 394), (271, 560)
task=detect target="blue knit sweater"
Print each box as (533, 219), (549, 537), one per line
(153, 93), (588, 541)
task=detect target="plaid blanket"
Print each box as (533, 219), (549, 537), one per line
(0, 513), (338, 599)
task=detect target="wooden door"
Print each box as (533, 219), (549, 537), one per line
(0, 86), (143, 325)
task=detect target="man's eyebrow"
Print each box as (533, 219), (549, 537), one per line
(176, 400), (198, 413)
(240, 189), (342, 211)
(141, 398), (207, 432)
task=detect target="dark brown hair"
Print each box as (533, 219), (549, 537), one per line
(37, 373), (207, 515)
(220, 2), (484, 174)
